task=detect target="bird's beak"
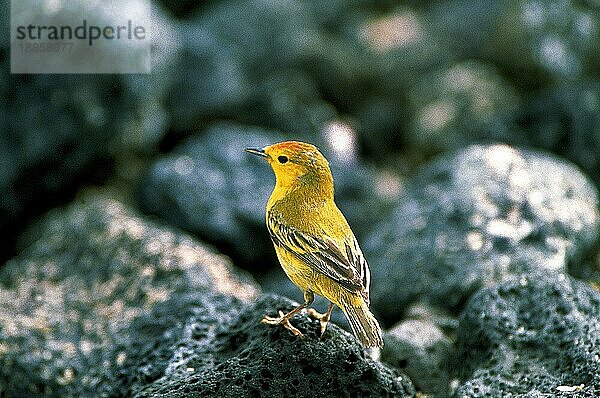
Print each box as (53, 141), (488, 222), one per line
(244, 147), (269, 159)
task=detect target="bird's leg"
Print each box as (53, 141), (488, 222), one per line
(262, 291), (315, 337)
(307, 302), (335, 337)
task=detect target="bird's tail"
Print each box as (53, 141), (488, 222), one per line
(342, 300), (383, 348)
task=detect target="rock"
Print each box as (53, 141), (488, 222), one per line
(382, 319), (453, 396)
(0, 2), (178, 263)
(455, 272), (600, 397)
(405, 60), (519, 155)
(165, 21), (250, 131)
(0, 193), (259, 397)
(427, 0), (600, 87)
(166, 0), (329, 132)
(510, 83), (600, 191)
(364, 144), (600, 324)
(354, 5), (456, 157)
(425, 0), (504, 62)
(155, 0), (208, 19)
(404, 301), (459, 337)
(138, 123), (283, 267)
(0, 72), (118, 263)
(493, 0), (600, 83)
(108, 294), (416, 397)
(167, 0), (450, 148)
(238, 70), (337, 135)
(139, 122), (391, 269)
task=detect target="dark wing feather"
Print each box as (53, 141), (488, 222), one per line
(268, 212), (370, 302)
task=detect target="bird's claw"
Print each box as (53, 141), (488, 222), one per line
(261, 311), (304, 337)
(306, 308), (330, 337)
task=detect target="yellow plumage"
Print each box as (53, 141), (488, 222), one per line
(245, 141), (383, 348)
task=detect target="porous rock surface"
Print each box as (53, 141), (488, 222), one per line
(455, 273), (600, 397)
(382, 319), (453, 396)
(365, 144), (599, 323)
(0, 193), (259, 397)
(125, 294), (415, 397)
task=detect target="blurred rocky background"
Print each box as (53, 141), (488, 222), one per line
(1, 0), (599, 397)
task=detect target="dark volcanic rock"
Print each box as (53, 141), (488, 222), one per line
(239, 70), (337, 135)
(139, 122), (390, 269)
(382, 319), (453, 396)
(455, 273), (600, 397)
(1, 73), (120, 262)
(139, 123), (281, 266)
(510, 83), (600, 190)
(166, 0), (450, 154)
(405, 61), (519, 155)
(0, 2), (177, 263)
(365, 144), (599, 323)
(0, 193), (259, 397)
(492, 0), (600, 83)
(403, 301), (459, 337)
(121, 294), (415, 397)
(427, 0), (600, 87)
(155, 0), (208, 19)
(166, 0), (333, 132)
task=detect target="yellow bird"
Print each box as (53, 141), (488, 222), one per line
(245, 141), (383, 348)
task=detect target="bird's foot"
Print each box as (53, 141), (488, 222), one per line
(306, 308), (331, 337)
(261, 310), (304, 337)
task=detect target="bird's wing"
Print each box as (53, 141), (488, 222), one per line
(267, 212), (370, 302)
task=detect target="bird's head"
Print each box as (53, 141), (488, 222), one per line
(245, 141), (333, 195)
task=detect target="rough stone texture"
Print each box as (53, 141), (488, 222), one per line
(111, 294), (415, 397)
(139, 122), (392, 268)
(382, 319), (453, 397)
(493, 0), (600, 83)
(238, 70), (337, 136)
(0, 193), (259, 397)
(165, 0), (453, 159)
(139, 123), (280, 266)
(364, 144), (600, 324)
(455, 273), (600, 397)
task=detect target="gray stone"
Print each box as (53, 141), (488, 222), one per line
(404, 301), (459, 337)
(405, 61), (519, 155)
(139, 123), (281, 266)
(364, 144), (600, 324)
(0, 1), (178, 263)
(166, 0), (333, 132)
(166, 0), (450, 150)
(238, 70), (337, 135)
(493, 0), (600, 82)
(455, 272), (600, 397)
(509, 83), (600, 195)
(427, 0), (600, 86)
(121, 294), (416, 397)
(382, 319), (453, 396)
(0, 193), (259, 397)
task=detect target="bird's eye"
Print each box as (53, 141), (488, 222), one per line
(278, 155), (289, 164)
